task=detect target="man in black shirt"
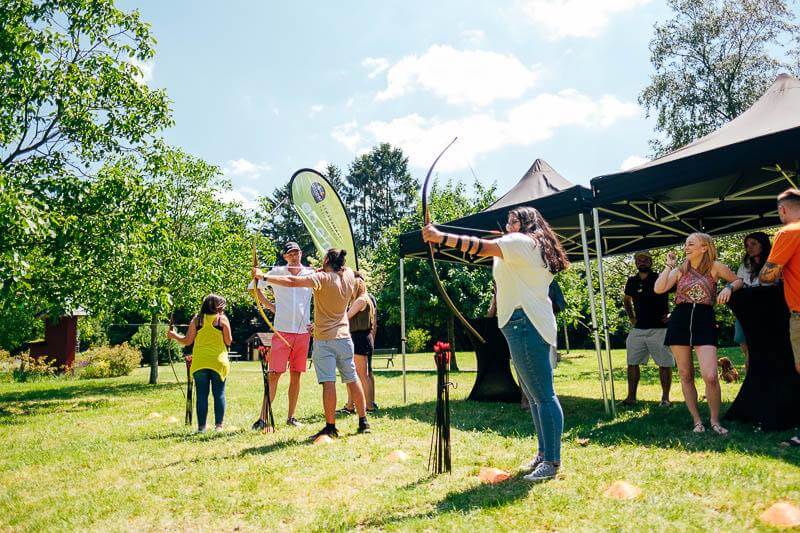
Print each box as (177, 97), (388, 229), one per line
(622, 251), (674, 406)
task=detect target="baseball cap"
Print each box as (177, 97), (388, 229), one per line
(634, 251), (652, 260)
(282, 241), (301, 254)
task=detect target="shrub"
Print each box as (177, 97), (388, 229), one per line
(407, 328), (431, 353)
(11, 352), (61, 382)
(74, 343), (141, 379)
(129, 324), (183, 364)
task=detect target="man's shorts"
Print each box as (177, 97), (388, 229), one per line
(312, 337), (358, 384)
(790, 312), (800, 366)
(268, 331), (311, 374)
(626, 328), (675, 367)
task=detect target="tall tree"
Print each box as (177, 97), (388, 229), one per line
(0, 0), (172, 298)
(345, 144), (417, 251)
(639, 0), (799, 155)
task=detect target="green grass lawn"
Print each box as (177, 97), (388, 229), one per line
(2, 348), (799, 531)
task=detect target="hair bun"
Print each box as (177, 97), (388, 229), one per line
(340, 249), (347, 258)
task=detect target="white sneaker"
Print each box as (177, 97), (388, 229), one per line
(523, 461), (558, 482)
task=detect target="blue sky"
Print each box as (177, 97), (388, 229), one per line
(121, 0), (672, 209)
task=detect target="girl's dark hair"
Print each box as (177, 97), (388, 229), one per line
(742, 231), (771, 282)
(323, 248), (347, 272)
(509, 206), (570, 274)
(196, 294), (226, 329)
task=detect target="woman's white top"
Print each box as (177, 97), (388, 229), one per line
(736, 262), (772, 287)
(493, 232), (556, 346)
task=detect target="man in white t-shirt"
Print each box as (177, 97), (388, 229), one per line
(251, 241), (313, 429)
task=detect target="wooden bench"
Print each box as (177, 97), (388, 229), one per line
(372, 348), (396, 368)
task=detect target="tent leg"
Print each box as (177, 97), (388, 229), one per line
(593, 208), (617, 417)
(400, 258), (407, 404)
(579, 213), (609, 415)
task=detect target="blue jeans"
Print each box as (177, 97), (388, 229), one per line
(193, 369), (226, 428)
(501, 308), (563, 463)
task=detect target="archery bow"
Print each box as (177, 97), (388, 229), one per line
(422, 137), (486, 344)
(250, 234), (291, 348)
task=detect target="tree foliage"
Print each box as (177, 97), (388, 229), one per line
(639, 0), (799, 154)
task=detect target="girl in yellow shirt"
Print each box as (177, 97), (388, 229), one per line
(168, 294), (232, 432)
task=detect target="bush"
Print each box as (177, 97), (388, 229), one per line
(407, 328), (431, 353)
(74, 343), (140, 379)
(129, 324), (183, 364)
(9, 352), (61, 382)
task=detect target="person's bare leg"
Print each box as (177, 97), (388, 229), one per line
(741, 343), (749, 373)
(658, 366), (672, 403)
(354, 355), (371, 409)
(673, 346), (702, 426)
(696, 345), (724, 430)
(368, 372), (376, 409)
(346, 380), (367, 417)
(322, 382), (337, 424)
(624, 364), (640, 404)
(287, 371), (301, 419)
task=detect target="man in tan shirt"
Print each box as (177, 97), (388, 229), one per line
(256, 248), (371, 439)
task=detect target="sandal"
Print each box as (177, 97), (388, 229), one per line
(692, 422), (705, 433)
(710, 423), (729, 436)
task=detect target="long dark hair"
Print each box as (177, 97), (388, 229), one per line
(509, 206), (569, 274)
(196, 294), (226, 329)
(323, 248), (347, 272)
(742, 231), (771, 282)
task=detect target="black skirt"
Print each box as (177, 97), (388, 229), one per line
(664, 303), (717, 347)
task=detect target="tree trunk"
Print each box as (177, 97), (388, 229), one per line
(149, 312), (159, 384)
(447, 315), (459, 371)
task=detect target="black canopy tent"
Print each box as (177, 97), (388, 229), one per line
(398, 159), (617, 414)
(590, 74), (800, 256)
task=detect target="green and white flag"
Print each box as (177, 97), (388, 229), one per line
(289, 168), (359, 270)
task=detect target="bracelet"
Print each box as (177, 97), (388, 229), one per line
(725, 282), (735, 291)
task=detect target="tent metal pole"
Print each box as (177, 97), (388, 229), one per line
(579, 212), (609, 414)
(400, 258), (407, 404)
(593, 208), (617, 417)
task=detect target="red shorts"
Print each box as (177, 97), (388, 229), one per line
(268, 332), (311, 373)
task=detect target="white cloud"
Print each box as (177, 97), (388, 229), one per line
(222, 158), (271, 181)
(345, 97), (355, 108)
(309, 104), (325, 117)
(620, 155), (648, 170)
(217, 187), (259, 211)
(519, 0), (651, 39)
(375, 45), (540, 107)
(313, 160), (329, 172)
(128, 57), (154, 84)
(330, 121), (362, 152)
(362, 57), (390, 79)
(461, 29), (486, 44)
(334, 90), (639, 170)
(272, 107), (280, 116)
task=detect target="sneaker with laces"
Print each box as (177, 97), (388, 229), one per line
(523, 461), (558, 482)
(520, 454), (544, 472)
(357, 422), (372, 434)
(286, 417), (303, 427)
(308, 426), (338, 441)
(336, 405), (356, 415)
(251, 419), (266, 431)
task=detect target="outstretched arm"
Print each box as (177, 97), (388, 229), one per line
(253, 267), (316, 288)
(422, 224), (502, 258)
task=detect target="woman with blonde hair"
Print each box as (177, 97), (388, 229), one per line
(655, 233), (743, 435)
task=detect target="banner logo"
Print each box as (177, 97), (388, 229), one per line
(310, 182), (326, 203)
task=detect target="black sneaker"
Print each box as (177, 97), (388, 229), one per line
(357, 422), (372, 434)
(336, 405), (356, 415)
(286, 417), (303, 427)
(309, 426), (338, 441)
(366, 403), (379, 413)
(251, 419), (266, 431)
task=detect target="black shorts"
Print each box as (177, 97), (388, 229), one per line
(664, 303), (717, 347)
(351, 330), (374, 357)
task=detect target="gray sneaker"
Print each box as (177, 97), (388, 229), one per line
(523, 461), (558, 482)
(520, 455), (544, 472)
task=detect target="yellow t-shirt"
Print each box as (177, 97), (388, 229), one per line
(310, 268), (356, 340)
(190, 314), (230, 380)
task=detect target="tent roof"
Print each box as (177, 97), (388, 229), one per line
(487, 158), (573, 210)
(399, 157), (598, 264)
(588, 74), (800, 256)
